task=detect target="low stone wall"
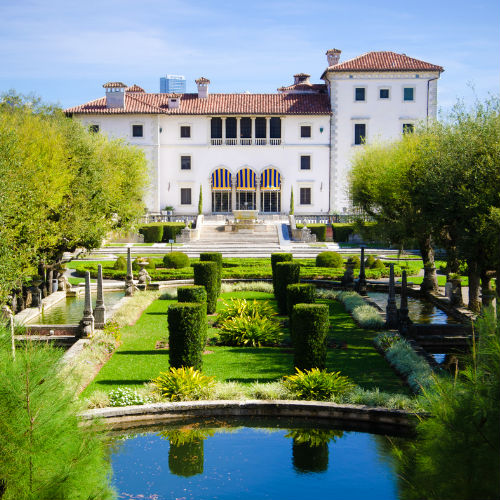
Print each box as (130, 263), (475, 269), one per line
(24, 324), (81, 336)
(80, 400), (417, 430)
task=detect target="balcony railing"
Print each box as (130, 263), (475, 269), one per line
(270, 138), (281, 145)
(211, 138), (223, 145)
(240, 138), (252, 145)
(210, 138), (282, 146)
(225, 138), (238, 145)
(254, 138), (267, 145)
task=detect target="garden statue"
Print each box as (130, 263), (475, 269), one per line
(125, 248), (138, 296)
(137, 260), (152, 290)
(80, 271), (94, 337)
(94, 264), (106, 328)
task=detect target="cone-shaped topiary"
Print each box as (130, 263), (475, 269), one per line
(275, 262), (300, 314)
(192, 261), (218, 314)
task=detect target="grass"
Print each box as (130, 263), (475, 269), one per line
(81, 290), (408, 398)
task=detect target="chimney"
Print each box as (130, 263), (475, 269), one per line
(326, 49), (341, 66)
(195, 77), (210, 98)
(168, 94), (181, 109)
(103, 82), (127, 108)
(293, 73), (311, 85)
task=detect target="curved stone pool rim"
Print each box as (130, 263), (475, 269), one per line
(80, 399), (419, 431)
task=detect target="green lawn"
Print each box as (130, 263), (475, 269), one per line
(82, 291), (408, 398)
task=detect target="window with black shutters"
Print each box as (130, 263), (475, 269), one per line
(300, 187), (311, 205)
(132, 124), (143, 137)
(89, 124), (99, 133)
(403, 87), (414, 101)
(300, 126), (311, 138)
(181, 156), (191, 170)
(180, 125), (191, 138)
(270, 117), (281, 138)
(354, 124), (366, 145)
(255, 117), (266, 138)
(211, 118), (222, 138)
(240, 117), (251, 138)
(355, 87), (366, 101)
(226, 117), (237, 138)
(300, 156), (311, 170)
(180, 188), (191, 205)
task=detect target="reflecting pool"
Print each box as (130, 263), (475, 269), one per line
(109, 418), (410, 500)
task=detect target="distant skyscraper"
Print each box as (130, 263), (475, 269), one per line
(160, 75), (186, 93)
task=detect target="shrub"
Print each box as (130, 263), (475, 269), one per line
(200, 252), (222, 293)
(101, 320), (121, 342)
(177, 286), (208, 347)
(132, 256), (155, 271)
(284, 368), (354, 401)
(161, 222), (186, 242)
(274, 262), (301, 314)
(113, 256), (127, 270)
(163, 252), (190, 269)
(108, 387), (152, 407)
(217, 298), (276, 324)
(192, 261), (218, 314)
(271, 253), (293, 295)
(365, 254), (376, 268)
(167, 302), (205, 370)
(336, 291), (366, 312)
(351, 304), (384, 329)
(372, 258), (385, 270)
(287, 283), (315, 316)
(292, 303), (329, 370)
(221, 281), (273, 294)
(332, 223), (355, 242)
(315, 251), (343, 268)
(139, 224), (163, 243)
(346, 255), (361, 268)
(218, 315), (282, 347)
(152, 366), (215, 401)
(305, 224), (326, 242)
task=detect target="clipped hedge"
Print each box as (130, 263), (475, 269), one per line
(138, 223), (185, 243)
(346, 255), (361, 269)
(139, 225), (163, 243)
(163, 252), (190, 269)
(271, 253), (293, 295)
(287, 283), (316, 316)
(365, 255), (376, 268)
(304, 224), (326, 242)
(332, 223), (355, 242)
(192, 261), (219, 314)
(274, 262), (301, 314)
(177, 285), (208, 347)
(292, 303), (329, 370)
(113, 256), (127, 270)
(316, 251), (343, 268)
(167, 302), (205, 370)
(200, 252), (222, 293)
(372, 258), (385, 270)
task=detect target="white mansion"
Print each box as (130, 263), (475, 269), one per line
(66, 49), (443, 216)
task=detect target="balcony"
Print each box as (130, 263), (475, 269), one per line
(210, 138), (282, 146)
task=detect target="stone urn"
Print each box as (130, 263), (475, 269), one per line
(30, 277), (43, 308)
(137, 261), (151, 290)
(449, 276), (464, 307)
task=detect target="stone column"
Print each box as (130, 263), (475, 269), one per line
(265, 116), (270, 145)
(94, 264), (106, 328)
(80, 271), (94, 337)
(222, 117), (226, 144)
(398, 270), (410, 335)
(125, 247), (138, 296)
(355, 246), (367, 295)
(251, 117), (255, 144)
(386, 263), (398, 329)
(236, 118), (240, 145)
(231, 180), (237, 212)
(256, 178), (261, 213)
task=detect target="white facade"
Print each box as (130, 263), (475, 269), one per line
(68, 50), (442, 215)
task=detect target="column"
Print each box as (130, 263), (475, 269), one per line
(251, 117), (255, 145)
(386, 263), (398, 329)
(236, 118), (240, 145)
(222, 117), (226, 144)
(231, 180), (236, 212)
(266, 117), (270, 145)
(94, 264), (106, 328)
(125, 247), (137, 296)
(256, 178), (261, 212)
(80, 271), (94, 337)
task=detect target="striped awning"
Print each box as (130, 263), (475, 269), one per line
(211, 168), (232, 190)
(236, 168), (256, 190)
(260, 168), (281, 190)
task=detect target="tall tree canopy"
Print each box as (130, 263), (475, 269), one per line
(0, 92), (148, 303)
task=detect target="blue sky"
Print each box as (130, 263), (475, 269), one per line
(1, 0), (498, 112)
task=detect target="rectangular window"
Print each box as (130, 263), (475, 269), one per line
(355, 87), (366, 101)
(255, 117), (266, 138)
(300, 187), (311, 205)
(180, 188), (192, 205)
(402, 123), (414, 134)
(181, 156), (191, 170)
(226, 117), (237, 139)
(132, 124), (143, 137)
(379, 88), (389, 99)
(180, 125), (191, 138)
(300, 155), (311, 170)
(403, 87), (414, 101)
(354, 124), (366, 145)
(211, 118), (222, 138)
(300, 125), (311, 138)
(89, 124), (99, 133)
(270, 117), (281, 138)
(240, 117), (251, 138)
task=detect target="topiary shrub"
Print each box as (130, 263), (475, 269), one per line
(113, 256), (127, 270)
(271, 253), (293, 295)
(287, 283), (316, 316)
(346, 255), (361, 269)
(163, 252), (190, 269)
(315, 251), (343, 268)
(291, 303), (329, 370)
(139, 224), (164, 243)
(192, 261), (218, 314)
(200, 253), (222, 293)
(365, 255), (376, 268)
(217, 298), (276, 324)
(305, 224), (327, 242)
(372, 258), (385, 270)
(161, 222), (186, 242)
(275, 262), (301, 315)
(178, 285), (208, 346)
(152, 366), (215, 401)
(218, 315), (282, 347)
(332, 223), (355, 242)
(132, 257), (155, 271)
(167, 302), (205, 370)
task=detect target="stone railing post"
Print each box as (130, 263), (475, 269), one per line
(94, 264), (106, 328)
(386, 263), (398, 329)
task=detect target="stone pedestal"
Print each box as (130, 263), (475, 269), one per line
(398, 270), (411, 335)
(450, 278), (464, 307)
(137, 262), (151, 291)
(386, 264), (398, 329)
(355, 246), (367, 296)
(125, 247), (138, 296)
(94, 264), (106, 329)
(80, 271), (94, 337)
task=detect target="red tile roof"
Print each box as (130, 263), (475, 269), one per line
(325, 51), (443, 73)
(125, 84), (145, 92)
(277, 83), (327, 93)
(65, 92), (331, 115)
(102, 81), (127, 88)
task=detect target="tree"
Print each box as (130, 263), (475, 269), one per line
(289, 187), (294, 215)
(198, 185), (203, 215)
